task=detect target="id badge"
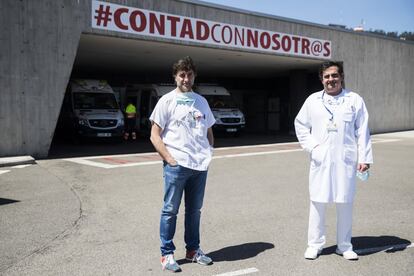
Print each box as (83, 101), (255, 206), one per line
(326, 120), (337, 132)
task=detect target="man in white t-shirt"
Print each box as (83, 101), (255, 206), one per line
(150, 56), (215, 273)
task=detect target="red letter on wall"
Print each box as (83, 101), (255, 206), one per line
(130, 10), (147, 32)
(114, 8), (129, 30)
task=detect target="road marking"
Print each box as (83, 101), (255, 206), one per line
(102, 157), (132, 164)
(63, 137), (402, 169)
(213, 148), (302, 159)
(371, 138), (401, 144)
(63, 155), (162, 169)
(214, 141), (300, 150)
(213, 267), (259, 276)
(0, 170), (11, 175)
(63, 143), (302, 168)
(11, 164), (33, 169)
(355, 242), (414, 255)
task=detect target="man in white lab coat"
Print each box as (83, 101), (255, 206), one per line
(295, 61), (373, 260)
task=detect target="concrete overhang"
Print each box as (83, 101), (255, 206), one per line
(73, 33), (322, 80)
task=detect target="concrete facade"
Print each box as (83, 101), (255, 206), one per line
(1, 0), (413, 158)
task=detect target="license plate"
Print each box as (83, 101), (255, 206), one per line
(226, 128), (237, 133)
(97, 133), (112, 137)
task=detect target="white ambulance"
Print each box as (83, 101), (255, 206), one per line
(197, 85), (245, 135)
(61, 79), (124, 140)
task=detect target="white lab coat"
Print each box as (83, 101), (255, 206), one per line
(295, 89), (373, 203)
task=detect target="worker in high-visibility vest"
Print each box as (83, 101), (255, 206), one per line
(124, 101), (137, 140)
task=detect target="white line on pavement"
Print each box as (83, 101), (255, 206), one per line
(63, 138), (402, 169)
(371, 138), (401, 144)
(63, 148), (302, 168)
(0, 170), (11, 175)
(214, 141), (299, 151)
(63, 151), (158, 161)
(213, 267), (259, 276)
(212, 148), (302, 159)
(11, 164), (33, 169)
(62, 158), (162, 169)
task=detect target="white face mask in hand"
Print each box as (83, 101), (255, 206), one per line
(356, 170), (370, 181)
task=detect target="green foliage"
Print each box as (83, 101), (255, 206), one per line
(366, 29), (414, 41)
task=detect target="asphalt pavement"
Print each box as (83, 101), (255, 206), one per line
(1, 131), (413, 275)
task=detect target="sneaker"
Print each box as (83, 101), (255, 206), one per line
(161, 254), (181, 272)
(304, 247), (322, 260)
(186, 248), (213, 265)
(335, 249), (358, 260)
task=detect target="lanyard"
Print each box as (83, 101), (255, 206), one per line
(321, 92), (334, 121)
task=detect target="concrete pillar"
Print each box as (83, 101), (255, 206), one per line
(0, 0), (87, 158)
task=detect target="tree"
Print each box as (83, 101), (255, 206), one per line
(364, 29), (414, 41)
(400, 32), (414, 41)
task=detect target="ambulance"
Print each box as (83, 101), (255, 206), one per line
(60, 79), (124, 140)
(197, 85), (245, 135)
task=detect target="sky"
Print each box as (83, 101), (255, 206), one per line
(199, 0), (414, 34)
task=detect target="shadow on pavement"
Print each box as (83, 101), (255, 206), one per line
(203, 242), (275, 262)
(322, 235), (412, 256)
(0, 198), (20, 206)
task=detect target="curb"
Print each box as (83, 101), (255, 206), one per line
(0, 156), (36, 168)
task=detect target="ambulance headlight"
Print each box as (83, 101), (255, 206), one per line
(78, 119), (88, 126)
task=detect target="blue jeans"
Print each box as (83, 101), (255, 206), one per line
(160, 163), (208, 256)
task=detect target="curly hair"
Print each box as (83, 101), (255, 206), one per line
(172, 56), (197, 77)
